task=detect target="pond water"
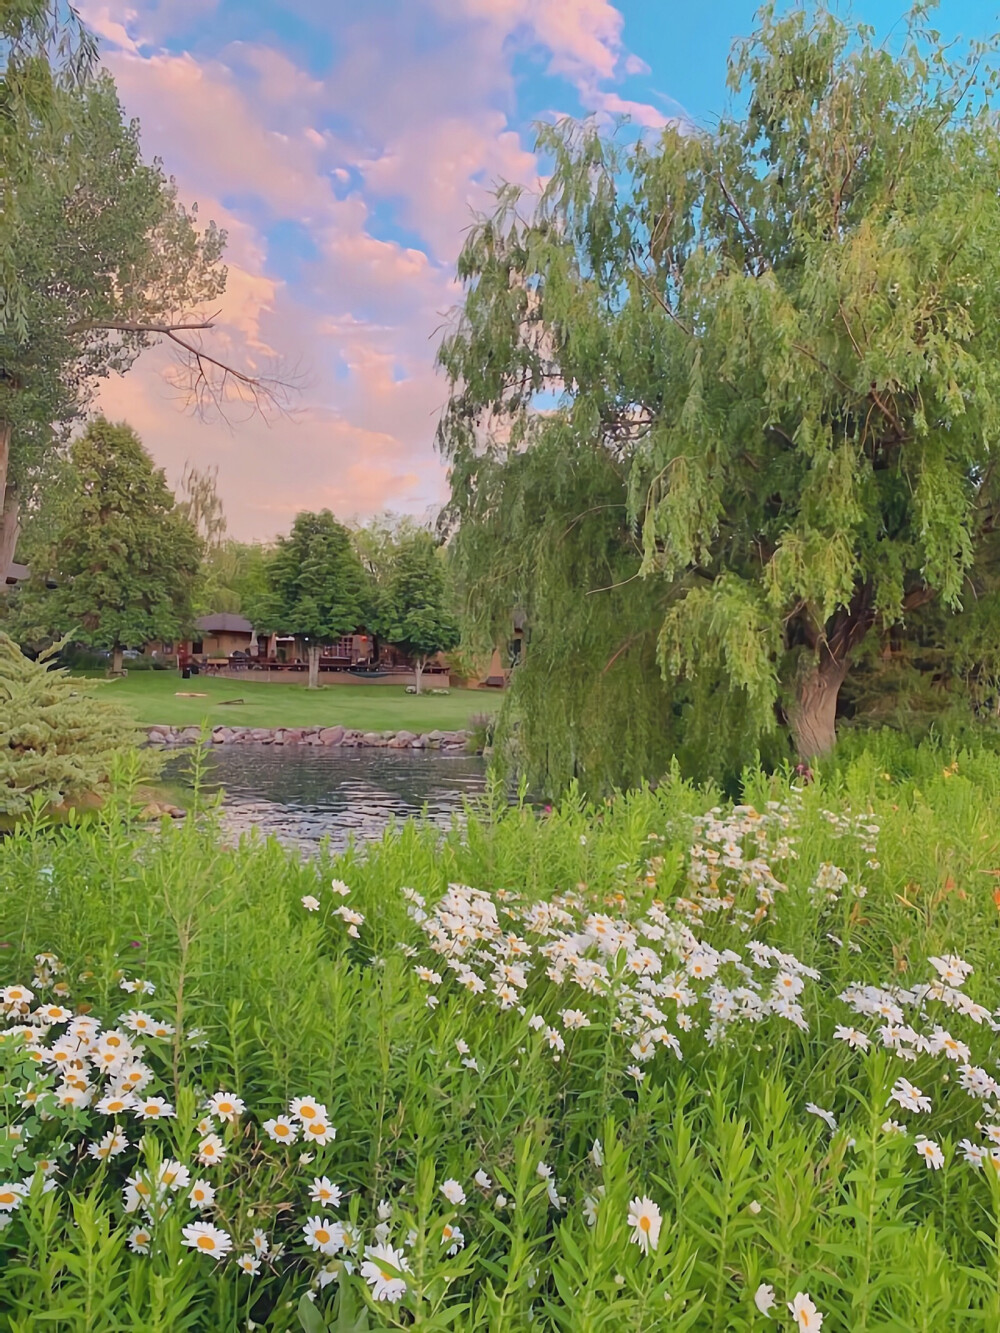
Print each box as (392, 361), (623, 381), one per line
(168, 743), (490, 852)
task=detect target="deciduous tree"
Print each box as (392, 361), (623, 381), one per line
(0, 10), (286, 582)
(380, 532), (459, 693)
(257, 511), (367, 688)
(439, 5), (1000, 772)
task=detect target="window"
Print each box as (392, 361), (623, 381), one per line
(335, 635), (354, 656)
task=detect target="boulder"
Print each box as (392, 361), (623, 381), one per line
(411, 735), (427, 748)
(362, 732), (380, 746)
(427, 729), (444, 742)
(284, 728), (305, 744)
(180, 726), (202, 744)
(319, 726), (345, 745)
(272, 729), (286, 745)
(251, 728), (273, 742)
(211, 727), (231, 744)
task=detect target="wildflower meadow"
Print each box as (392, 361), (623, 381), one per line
(5, 739), (1000, 1330)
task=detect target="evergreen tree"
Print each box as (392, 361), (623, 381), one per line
(0, 633), (152, 816)
(439, 6), (1000, 776)
(380, 532), (459, 692)
(257, 511), (367, 688)
(15, 418), (201, 673)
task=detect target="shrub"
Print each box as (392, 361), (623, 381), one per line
(0, 633), (156, 816)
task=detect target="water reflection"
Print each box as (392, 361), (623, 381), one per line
(169, 743), (489, 852)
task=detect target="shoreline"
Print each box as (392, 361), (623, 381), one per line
(145, 723), (477, 751)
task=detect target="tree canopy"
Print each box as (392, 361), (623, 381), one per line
(439, 4), (1000, 790)
(256, 510), (367, 688)
(13, 418), (201, 672)
(378, 531), (459, 691)
(0, 6), (287, 584)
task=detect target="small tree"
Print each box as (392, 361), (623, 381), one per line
(382, 532), (459, 693)
(258, 511), (367, 688)
(0, 634), (151, 817)
(18, 418), (201, 672)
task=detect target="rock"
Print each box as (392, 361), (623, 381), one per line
(319, 726), (345, 745)
(362, 732), (380, 746)
(395, 730), (417, 743)
(272, 729), (286, 745)
(427, 729), (444, 742)
(211, 727), (231, 744)
(180, 726), (202, 744)
(251, 728), (273, 742)
(284, 728), (304, 744)
(411, 735), (427, 748)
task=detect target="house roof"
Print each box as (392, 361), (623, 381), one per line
(195, 613), (253, 634)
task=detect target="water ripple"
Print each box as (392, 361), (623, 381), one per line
(168, 743), (489, 852)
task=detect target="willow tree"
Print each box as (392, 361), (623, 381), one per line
(439, 6), (1000, 770)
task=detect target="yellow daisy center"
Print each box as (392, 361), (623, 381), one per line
(196, 1235), (216, 1251)
(315, 1228), (330, 1244)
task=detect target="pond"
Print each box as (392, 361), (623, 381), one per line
(169, 743), (490, 852)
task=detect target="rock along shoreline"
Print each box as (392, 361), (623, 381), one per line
(144, 724), (476, 752)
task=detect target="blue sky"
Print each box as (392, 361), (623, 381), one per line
(81, 0), (1000, 539)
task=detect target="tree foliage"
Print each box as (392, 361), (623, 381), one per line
(439, 4), (1000, 787)
(0, 633), (150, 816)
(378, 531), (459, 691)
(193, 538), (273, 618)
(0, 6), (286, 583)
(14, 418), (201, 669)
(256, 510), (367, 687)
(176, 462), (227, 549)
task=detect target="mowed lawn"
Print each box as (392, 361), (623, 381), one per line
(84, 670), (497, 731)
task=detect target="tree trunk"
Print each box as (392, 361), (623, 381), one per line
(111, 645), (124, 676)
(789, 656), (849, 760)
(0, 420), (19, 585)
(414, 655), (425, 694)
(307, 642), (321, 689)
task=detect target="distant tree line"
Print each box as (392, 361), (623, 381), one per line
(4, 417), (459, 691)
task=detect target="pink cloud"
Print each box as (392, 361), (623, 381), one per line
(76, 0), (668, 540)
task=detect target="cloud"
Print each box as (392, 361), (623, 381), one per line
(76, 0), (667, 539)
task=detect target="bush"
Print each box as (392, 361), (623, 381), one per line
(0, 633), (157, 817)
(5, 750), (1000, 1325)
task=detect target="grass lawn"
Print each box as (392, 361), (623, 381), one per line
(83, 669), (497, 731)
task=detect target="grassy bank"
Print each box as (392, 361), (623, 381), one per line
(5, 744), (1000, 1327)
(83, 670), (495, 732)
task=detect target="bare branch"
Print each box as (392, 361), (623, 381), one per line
(73, 313), (299, 427)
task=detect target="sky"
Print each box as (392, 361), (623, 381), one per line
(80, 0), (1000, 541)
